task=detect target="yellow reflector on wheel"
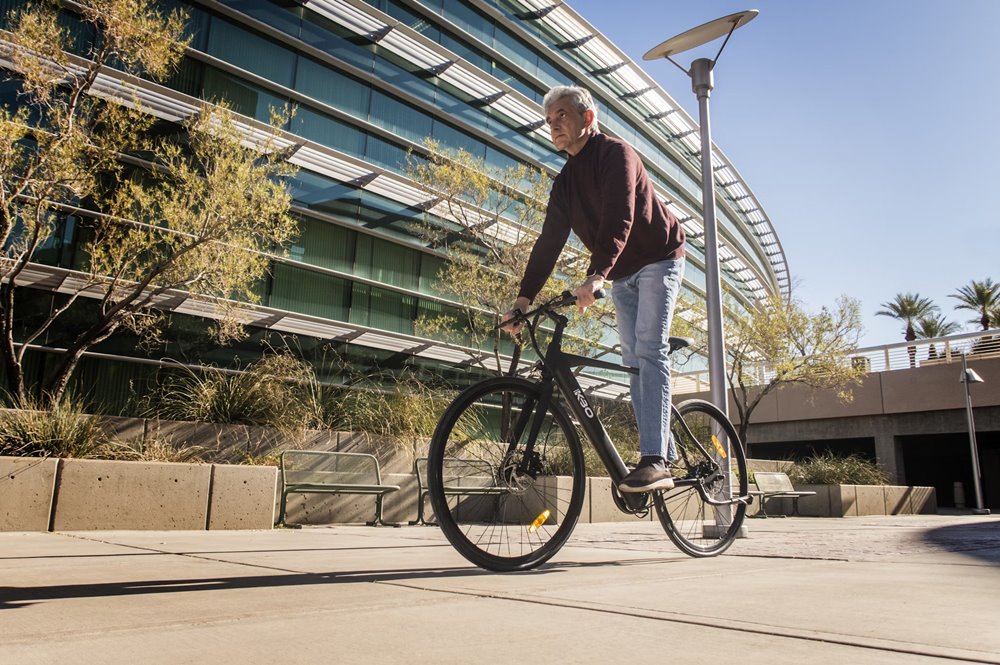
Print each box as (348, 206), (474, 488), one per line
(711, 434), (728, 459)
(527, 509), (551, 533)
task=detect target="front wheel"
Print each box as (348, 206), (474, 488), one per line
(427, 377), (585, 572)
(654, 398), (748, 557)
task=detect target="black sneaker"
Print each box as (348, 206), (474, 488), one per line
(619, 456), (674, 493)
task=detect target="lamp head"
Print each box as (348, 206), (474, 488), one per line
(643, 10), (758, 61)
(961, 368), (985, 384)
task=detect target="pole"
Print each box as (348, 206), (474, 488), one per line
(691, 58), (728, 417)
(691, 58), (734, 529)
(961, 354), (989, 514)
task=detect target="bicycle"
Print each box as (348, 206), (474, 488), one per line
(427, 290), (751, 572)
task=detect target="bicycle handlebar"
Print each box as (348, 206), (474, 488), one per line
(497, 288), (607, 332)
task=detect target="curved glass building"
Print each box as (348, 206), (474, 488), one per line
(4, 0), (787, 404)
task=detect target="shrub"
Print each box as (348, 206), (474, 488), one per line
(98, 436), (207, 463)
(150, 354), (327, 432)
(0, 395), (109, 458)
(787, 452), (889, 485)
(329, 375), (453, 444)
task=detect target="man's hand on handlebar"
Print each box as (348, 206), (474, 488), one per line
(500, 296), (532, 335)
(572, 275), (605, 314)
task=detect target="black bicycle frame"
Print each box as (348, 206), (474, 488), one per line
(516, 306), (736, 511)
(526, 310), (647, 509)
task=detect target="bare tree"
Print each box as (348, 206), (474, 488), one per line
(0, 0), (298, 407)
(726, 294), (867, 448)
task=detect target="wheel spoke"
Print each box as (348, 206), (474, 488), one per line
(655, 399), (748, 556)
(428, 379), (585, 571)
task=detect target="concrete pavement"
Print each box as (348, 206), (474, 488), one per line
(1, 514), (998, 664)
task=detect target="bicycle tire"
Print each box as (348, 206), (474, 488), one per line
(427, 377), (585, 572)
(653, 398), (748, 557)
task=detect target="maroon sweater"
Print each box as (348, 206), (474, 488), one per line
(517, 132), (685, 302)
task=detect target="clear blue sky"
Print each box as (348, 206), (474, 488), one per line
(567, 0), (1000, 347)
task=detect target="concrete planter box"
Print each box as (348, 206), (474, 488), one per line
(759, 483), (937, 517)
(53, 459), (212, 530)
(208, 464), (278, 529)
(773, 483), (938, 517)
(1, 456), (279, 531)
(0, 456), (58, 531)
(2, 448), (941, 530)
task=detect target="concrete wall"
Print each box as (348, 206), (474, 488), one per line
(677, 355), (1000, 427)
(1, 456), (277, 531)
(675, 356), (1000, 490)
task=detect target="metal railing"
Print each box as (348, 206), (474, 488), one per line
(671, 328), (1000, 396)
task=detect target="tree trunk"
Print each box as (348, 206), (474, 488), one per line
(905, 322), (917, 368)
(0, 283), (26, 405)
(1, 350), (25, 406)
(40, 322), (118, 408)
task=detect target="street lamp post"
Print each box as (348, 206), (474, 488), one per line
(643, 10), (758, 417)
(960, 353), (990, 515)
(644, 12), (757, 534)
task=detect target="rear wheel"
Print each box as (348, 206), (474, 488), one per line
(427, 377), (585, 572)
(654, 398), (748, 556)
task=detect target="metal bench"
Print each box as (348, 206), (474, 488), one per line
(749, 471), (816, 518)
(278, 450), (400, 527)
(409, 456), (507, 525)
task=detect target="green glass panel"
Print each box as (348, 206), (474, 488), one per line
(206, 16), (295, 87)
(350, 283), (416, 334)
(269, 263), (350, 321)
(288, 219), (355, 273)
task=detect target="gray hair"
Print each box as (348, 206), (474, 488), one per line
(542, 85), (599, 132)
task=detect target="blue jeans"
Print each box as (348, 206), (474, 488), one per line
(610, 258), (685, 460)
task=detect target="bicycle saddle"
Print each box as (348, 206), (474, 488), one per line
(668, 337), (693, 353)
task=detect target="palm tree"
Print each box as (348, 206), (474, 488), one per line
(876, 293), (938, 367)
(915, 314), (961, 360)
(950, 278), (999, 331)
(876, 293), (939, 342)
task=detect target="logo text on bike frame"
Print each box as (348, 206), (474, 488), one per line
(573, 388), (595, 419)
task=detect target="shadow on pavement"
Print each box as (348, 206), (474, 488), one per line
(921, 520), (1000, 565)
(0, 565), (497, 610)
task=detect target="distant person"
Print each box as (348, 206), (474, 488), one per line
(501, 85), (686, 493)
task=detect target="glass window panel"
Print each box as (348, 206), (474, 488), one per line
(431, 119), (484, 158)
(154, 0), (210, 51)
(350, 283), (416, 334)
(354, 235), (421, 289)
(292, 107), (366, 158)
(299, 7), (376, 73)
(385, 0), (440, 41)
(359, 189), (425, 237)
(365, 134), (408, 172)
(290, 171), (363, 218)
(206, 17), (295, 88)
(439, 33), (489, 72)
(202, 66), (286, 121)
(295, 58), (370, 117)
(370, 90), (432, 142)
(441, 0), (493, 45)
(163, 56), (204, 98)
(269, 263), (351, 321)
(418, 254), (448, 296)
(217, 0), (303, 40)
(371, 56), (439, 107)
(288, 218), (356, 273)
(416, 298), (471, 346)
(492, 26), (537, 79)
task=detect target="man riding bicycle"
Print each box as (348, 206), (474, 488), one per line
(501, 85), (686, 494)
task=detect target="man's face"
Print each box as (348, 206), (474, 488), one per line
(545, 97), (593, 156)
